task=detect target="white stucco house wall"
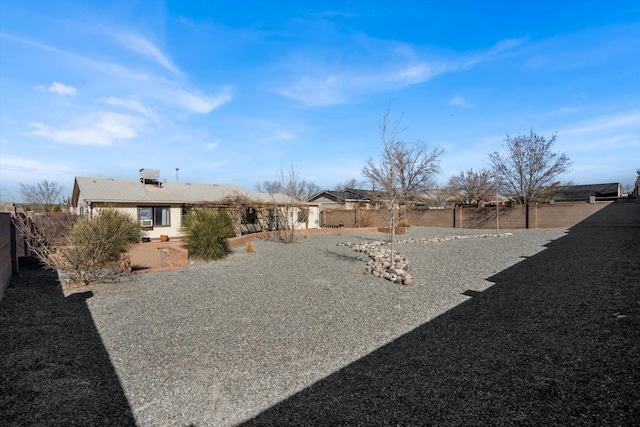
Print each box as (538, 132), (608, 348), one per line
(71, 174), (319, 240)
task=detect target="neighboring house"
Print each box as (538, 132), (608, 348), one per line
(308, 188), (447, 211)
(71, 172), (319, 240)
(308, 188), (383, 210)
(552, 183), (620, 202)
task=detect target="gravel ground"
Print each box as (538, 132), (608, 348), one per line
(83, 227), (568, 426)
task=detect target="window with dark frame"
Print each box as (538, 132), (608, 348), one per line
(244, 207), (257, 224)
(139, 206), (170, 226)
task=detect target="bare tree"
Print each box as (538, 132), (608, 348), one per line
(20, 179), (64, 213)
(256, 165), (316, 242)
(303, 182), (321, 200)
(447, 168), (497, 205)
(19, 180), (66, 214)
(362, 108), (444, 267)
(335, 178), (365, 192)
(488, 129), (572, 205)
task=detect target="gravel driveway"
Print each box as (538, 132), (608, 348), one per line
(84, 227), (568, 426)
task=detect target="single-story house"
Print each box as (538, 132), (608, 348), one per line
(307, 188), (384, 210)
(552, 183), (620, 202)
(71, 171), (319, 240)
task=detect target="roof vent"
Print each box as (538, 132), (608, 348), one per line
(140, 168), (161, 186)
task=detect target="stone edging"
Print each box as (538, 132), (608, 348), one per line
(338, 233), (514, 286)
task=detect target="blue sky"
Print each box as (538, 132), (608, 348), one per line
(1, 0), (639, 201)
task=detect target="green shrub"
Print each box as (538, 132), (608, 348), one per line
(182, 208), (235, 261)
(61, 208), (142, 285)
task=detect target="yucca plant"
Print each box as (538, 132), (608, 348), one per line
(182, 208), (235, 261)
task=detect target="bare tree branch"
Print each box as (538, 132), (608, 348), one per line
(257, 165), (317, 242)
(447, 168), (497, 205)
(488, 129), (572, 205)
(19, 180), (66, 214)
(362, 108), (444, 267)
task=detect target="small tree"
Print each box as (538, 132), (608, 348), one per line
(447, 168), (497, 205)
(488, 129), (572, 206)
(256, 165), (318, 243)
(19, 180), (66, 214)
(362, 108), (444, 267)
(181, 207), (235, 260)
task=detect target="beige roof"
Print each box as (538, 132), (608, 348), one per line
(72, 177), (297, 205)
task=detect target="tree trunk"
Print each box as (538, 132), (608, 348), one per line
(390, 206), (395, 269)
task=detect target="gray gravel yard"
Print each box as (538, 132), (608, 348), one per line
(84, 227), (568, 426)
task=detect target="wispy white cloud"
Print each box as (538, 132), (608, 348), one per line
(276, 36), (525, 106)
(171, 88), (233, 113)
(4, 32), (231, 118)
(99, 97), (159, 122)
(2, 32), (152, 82)
(448, 96), (473, 109)
(560, 110), (640, 135)
(179, 15), (196, 27)
(319, 10), (358, 19)
(34, 81), (78, 96)
(207, 161), (229, 169)
(272, 129), (296, 141)
(0, 154), (77, 194)
(204, 141), (220, 150)
(27, 112), (146, 146)
(391, 62), (446, 85)
(113, 32), (181, 75)
(276, 76), (345, 106)
(541, 106), (584, 116)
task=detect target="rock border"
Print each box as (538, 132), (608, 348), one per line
(339, 233), (513, 285)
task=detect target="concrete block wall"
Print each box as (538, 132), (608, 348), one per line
(322, 201), (618, 230)
(406, 208), (453, 227)
(534, 201), (612, 228)
(227, 227), (380, 249)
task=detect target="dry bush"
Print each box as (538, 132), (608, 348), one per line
(13, 209), (142, 286)
(59, 209), (142, 285)
(11, 213), (77, 271)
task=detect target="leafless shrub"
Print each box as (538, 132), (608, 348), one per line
(12, 208), (141, 286)
(11, 213), (77, 271)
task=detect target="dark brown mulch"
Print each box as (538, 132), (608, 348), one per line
(0, 262), (136, 426)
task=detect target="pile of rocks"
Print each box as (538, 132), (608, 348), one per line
(393, 232), (513, 245)
(339, 232), (512, 286)
(341, 241), (412, 285)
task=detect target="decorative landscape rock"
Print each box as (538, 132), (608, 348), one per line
(339, 232), (513, 285)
